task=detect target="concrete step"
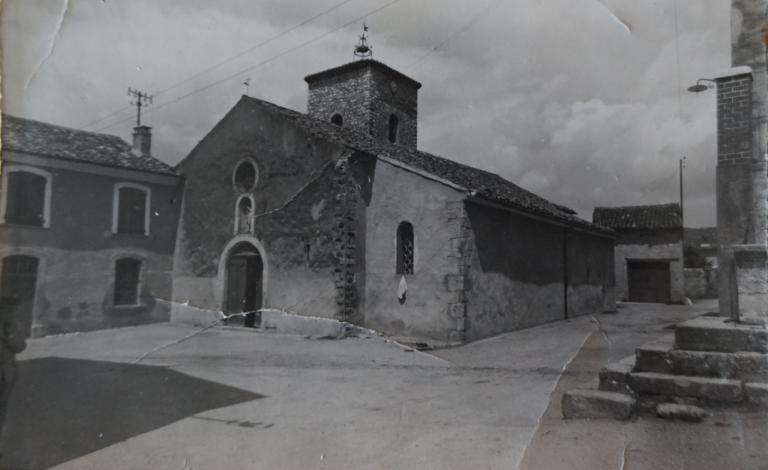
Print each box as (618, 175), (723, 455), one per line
(598, 355), (635, 395)
(674, 316), (768, 353)
(745, 382), (768, 407)
(629, 371), (744, 404)
(656, 403), (708, 422)
(635, 339), (768, 381)
(562, 388), (635, 420)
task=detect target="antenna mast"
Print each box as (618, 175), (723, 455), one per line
(127, 88), (153, 127)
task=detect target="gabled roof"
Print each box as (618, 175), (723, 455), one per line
(593, 203), (682, 230)
(1, 115), (176, 175)
(304, 59), (422, 90)
(237, 96), (610, 234)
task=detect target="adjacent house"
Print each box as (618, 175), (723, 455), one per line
(593, 203), (684, 304)
(0, 115), (182, 336)
(172, 58), (617, 342)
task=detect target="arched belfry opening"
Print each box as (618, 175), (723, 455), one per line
(224, 241), (264, 327)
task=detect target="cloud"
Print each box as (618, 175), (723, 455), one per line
(1, 0), (729, 226)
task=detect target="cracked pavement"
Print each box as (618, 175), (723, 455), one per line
(1, 300), (739, 470)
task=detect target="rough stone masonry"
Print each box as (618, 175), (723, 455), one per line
(716, 0), (768, 325)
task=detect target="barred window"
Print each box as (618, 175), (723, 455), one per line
(114, 258), (141, 306)
(397, 221), (414, 275)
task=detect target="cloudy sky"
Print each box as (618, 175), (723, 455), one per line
(2, 0), (730, 226)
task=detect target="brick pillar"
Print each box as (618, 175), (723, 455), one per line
(715, 68), (768, 323)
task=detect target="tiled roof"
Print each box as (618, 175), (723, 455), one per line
(593, 203), (682, 230)
(239, 96), (610, 234)
(1, 115), (176, 175)
(304, 59), (422, 90)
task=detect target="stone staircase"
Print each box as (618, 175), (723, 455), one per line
(563, 316), (768, 420)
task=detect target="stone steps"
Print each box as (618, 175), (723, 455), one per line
(562, 387), (635, 420)
(635, 338), (768, 381)
(628, 371), (744, 404)
(674, 316), (768, 353)
(564, 316), (768, 420)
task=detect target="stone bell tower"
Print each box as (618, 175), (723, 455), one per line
(715, 0), (768, 324)
(304, 26), (422, 149)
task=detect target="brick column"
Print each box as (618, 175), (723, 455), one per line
(715, 67), (768, 323)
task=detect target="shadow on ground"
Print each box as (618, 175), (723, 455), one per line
(0, 357), (264, 470)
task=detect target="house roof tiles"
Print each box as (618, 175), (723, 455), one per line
(593, 203), (682, 230)
(2, 115), (176, 175)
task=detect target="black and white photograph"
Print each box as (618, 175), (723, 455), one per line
(1, 1), (767, 468)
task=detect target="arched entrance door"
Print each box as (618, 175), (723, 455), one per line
(225, 242), (263, 327)
(0, 255), (39, 337)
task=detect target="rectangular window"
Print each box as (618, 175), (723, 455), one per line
(5, 172), (47, 226)
(116, 187), (147, 234)
(114, 258), (141, 305)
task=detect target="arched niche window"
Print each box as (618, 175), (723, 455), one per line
(114, 258), (141, 306)
(113, 183), (150, 235)
(388, 114), (399, 143)
(331, 114), (343, 127)
(0, 166), (52, 228)
(234, 195), (254, 235)
(396, 221), (414, 275)
(233, 159), (258, 193)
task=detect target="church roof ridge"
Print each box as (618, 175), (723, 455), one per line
(239, 95), (611, 235)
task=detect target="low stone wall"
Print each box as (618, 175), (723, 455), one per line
(684, 267), (718, 299)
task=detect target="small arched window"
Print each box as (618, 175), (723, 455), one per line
(235, 195), (254, 235)
(396, 221), (414, 275)
(233, 159), (258, 193)
(331, 114), (343, 127)
(388, 114), (399, 143)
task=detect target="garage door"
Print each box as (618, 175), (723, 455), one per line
(627, 260), (671, 303)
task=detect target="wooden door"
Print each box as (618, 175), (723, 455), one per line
(225, 245), (263, 327)
(0, 255), (39, 337)
(627, 260), (671, 303)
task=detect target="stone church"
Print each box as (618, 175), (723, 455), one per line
(172, 58), (616, 341)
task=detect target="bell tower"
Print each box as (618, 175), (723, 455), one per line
(304, 25), (422, 149)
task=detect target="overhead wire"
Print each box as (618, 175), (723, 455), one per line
(405, 0), (503, 70)
(82, 0), (359, 130)
(93, 0), (405, 133)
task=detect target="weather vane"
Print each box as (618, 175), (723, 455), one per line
(354, 23), (373, 60)
(127, 87), (153, 127)
(243, 76), (251, 96)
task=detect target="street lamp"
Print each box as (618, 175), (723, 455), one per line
(687, 78), (716, 93)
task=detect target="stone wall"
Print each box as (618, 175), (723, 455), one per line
(462, 202), (614, 341)
(368, 67), (418, 148)
(0, 156), (180, 336)
(173, 97), (359, 321)
(363, 159), (465, 341)
(307, 67), (373, 134)
(306, 63), (419, 148)
(567, 230), (616, 317)
(684, 267), (719, 299)
(613, 238), (684, 303)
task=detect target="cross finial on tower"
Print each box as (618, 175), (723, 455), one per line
(127, 88), (153, 127)
(354, 23), (373, 60)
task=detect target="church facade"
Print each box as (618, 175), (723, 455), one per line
(172, 59), (616, 341)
